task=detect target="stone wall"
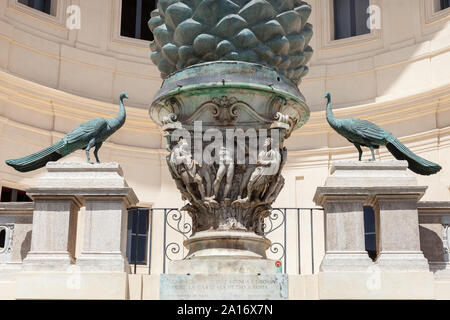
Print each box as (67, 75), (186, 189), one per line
(418, 201), (450, 278)
(0, 202), (33, 264)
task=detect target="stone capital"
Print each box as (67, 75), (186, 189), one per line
(313, 188), (369, 207)
(366, 187), (427, 207)
(26, 162), (139, 207)
(82, 190), (139, 208)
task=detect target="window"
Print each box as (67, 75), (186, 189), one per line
(364, 206), (377, 261)
(126, 207), (149, 265)
(0, 187), (32, 202)
(121, 0), (156, 41)
(17, 0), (54, 15)
(0, 228), (5, 252)
(333, 0), (370, 40)
(441, 0), (450, 10)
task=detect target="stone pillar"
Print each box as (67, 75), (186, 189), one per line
(47, 162), (138, 272)
(17, 162), (138, 300)
(370, 192), (429, 271)
(314, 160), (434, 299)
(442, 216), (450, 263)
(22, 196), (82, 271)
(315, 195), (373, 271)
(77, 195), (135, 272)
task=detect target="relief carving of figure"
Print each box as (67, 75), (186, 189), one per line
(212, 147), (234, 201)
(235, 138), (281, 204)
(169, 138), (206, 201)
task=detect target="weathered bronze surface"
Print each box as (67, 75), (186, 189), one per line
(151, 61), (307, 237)
(5, 93), (129, 172)
(148, 0), (313, 85)
(149, 1), (313, 252)
(147, 1), (315, 259)
(324, 92), (441, 175)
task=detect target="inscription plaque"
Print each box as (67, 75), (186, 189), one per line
(160, 274), (288, 300)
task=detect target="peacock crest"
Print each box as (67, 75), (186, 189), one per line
(148, 0), (313, 84)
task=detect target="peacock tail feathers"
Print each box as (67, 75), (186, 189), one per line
(386, 135), (441, 176)
(148, 0), (313, 84)
(5, 140), (66, 173)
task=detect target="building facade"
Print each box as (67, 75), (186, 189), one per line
(0, 0), (449, 299)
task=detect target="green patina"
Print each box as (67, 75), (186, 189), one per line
(154, 81), (310, 129)
(148, 0), (313, 85)
(5, 93), (129, 172)
(325, 92), (441, 176)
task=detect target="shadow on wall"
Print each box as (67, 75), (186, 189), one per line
(21, 230), (32, 261)
(419, 225), (445, 271)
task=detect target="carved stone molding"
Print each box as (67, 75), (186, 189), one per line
(0, 224), (14, 263)
(443, 223), (450, 262)
(165, 125), (288, 236)
(210, 96), (240, 126)
(149, 58), (311, 259)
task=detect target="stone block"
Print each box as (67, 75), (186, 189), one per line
(128, 274), (143, 300)
(77, 197), (131, 272)
(318, 271), (435, 299)
(168, 258), (281, 275)
(288, 274), (319, 300)
(434, 280), (450, 300)
(372, 195), (429, 271)
(324, 160), (417, 188)
(142, 274), (160, 300)
(160, 274), (288, 300)
(24, 162), (138, 272)
(16, 272), (129, 300)
(315, 160), (430, 273)
(0, 281), (15, 300)
(22, 197), (81, 271)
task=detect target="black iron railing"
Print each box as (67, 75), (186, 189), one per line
(128, 207), (324, 275)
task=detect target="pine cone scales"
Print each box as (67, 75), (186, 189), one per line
(148, 0), (313, 84)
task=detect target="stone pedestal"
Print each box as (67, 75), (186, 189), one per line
(160, 273), (288, 300)
(317, 195), (373, 271)
(77, 195), (135, 272)
(160, 258), (287, 300)
(370, 195), (429, 271)
(17, 162), (138, 300)
(22, 196), (81, 271)
(184, 230), (271, 259)
(160, 229), (287, 300)
(161, 232), (286, 300)
(314, 160), (434, 299)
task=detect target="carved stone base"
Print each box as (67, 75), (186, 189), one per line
(76, 252), (129, 272)
(375, 251), (430, 271)
(22, 252), (73, 271)
(320, 251), (373, 272)
(184, 230), (271, 259)
(160, 273), (288, 300)
(168, 258), (281, 275)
